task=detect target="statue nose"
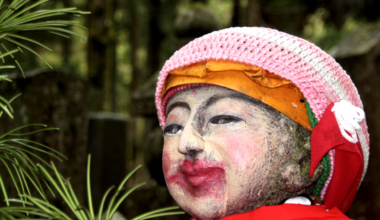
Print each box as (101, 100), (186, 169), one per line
(178, 125), (204, 156)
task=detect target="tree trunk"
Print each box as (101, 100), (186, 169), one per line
(103, 0), (117, 112)
(245, 0), (265, 27)
(147, 0), (163, 75)
(127, 0), (140, 92)
(87, 0), (117, 112)
(62, 0), (72, 65)
(232, 0), (240, 26)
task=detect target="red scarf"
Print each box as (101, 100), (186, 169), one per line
(191, 204), (352, 220)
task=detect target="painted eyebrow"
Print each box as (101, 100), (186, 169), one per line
(166, 101), (191, 116)
(203, 92), (256, 109)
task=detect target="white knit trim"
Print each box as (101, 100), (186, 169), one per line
(357, 128), (369, 183)
(331, 100), (365, 143)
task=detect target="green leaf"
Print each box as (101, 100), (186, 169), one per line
(1, 12), (66, 28)
(105, 165), (142, 219)
(9, 127), (59, 136)
(19, 166), (46, 200)
(66, 180), (87, 220)
(0, 0), (50, 26)
(0, 157), (22, 204)
(0, 1), (89, 71)
(0, 65), (15, 69)
(0, 209), (16, 220)
(0, 48), (18, 59)
(0, 43), (24, 77)
(0, 75), (13, 81)
(96, 186), (115, 220)
(1, 8), (87, 28)
(0, 148), (38, 172)
(11, 162), (27, 203)
(131, 207), (183, 220)
(37, 164), (80, 219)
(16, 159), (32, 197)
(0, 124), (46, 140)
(3, 36), (52, 69)
(0, 95), (15, 113)
(6, 147), (54, 172)
(87, 155), (95, 219)
(10, 139), (66, 160)
(0, 173), (9, 206)
(6, 34), (52, 51)
(48, 31), (70, 38)
(9, 140), (63, 161)
(109, 183), (145, 218)
(8, 93), (21, 103)
(0, 102), (13, 119)
(0, 1), (26, 24)
(21, 195), (70, 220)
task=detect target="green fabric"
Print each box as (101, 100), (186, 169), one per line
(312, 154), (331, 196)
(305, 101), (331, 197)
(305, 101), (318, 128)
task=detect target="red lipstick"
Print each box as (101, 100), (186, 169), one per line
(167, 159), (226, 197)
(180, 160), (225, 187)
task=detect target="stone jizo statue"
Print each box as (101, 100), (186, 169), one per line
(154, 27), (369, 220)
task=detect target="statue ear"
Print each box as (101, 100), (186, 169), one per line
(278, 149), (324, 193)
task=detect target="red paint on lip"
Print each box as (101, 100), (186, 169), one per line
(167, 159), (226, 198)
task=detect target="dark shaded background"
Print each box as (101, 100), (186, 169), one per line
(0, 0), (380, 219)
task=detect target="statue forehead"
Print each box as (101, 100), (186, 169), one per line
(166, 86), (279, 115)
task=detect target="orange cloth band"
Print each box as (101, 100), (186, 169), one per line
(163, 60), (311, 131)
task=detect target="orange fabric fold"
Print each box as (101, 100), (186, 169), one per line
(163, 60), (311, 131)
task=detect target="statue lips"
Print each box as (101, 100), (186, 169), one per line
(167, 159), (226, 197)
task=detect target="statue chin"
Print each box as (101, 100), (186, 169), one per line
(162, 86), (323, 219)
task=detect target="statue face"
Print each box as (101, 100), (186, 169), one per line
(162, 86), (316, 220)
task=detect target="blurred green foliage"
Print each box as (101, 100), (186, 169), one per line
(6, 0), (378, 113)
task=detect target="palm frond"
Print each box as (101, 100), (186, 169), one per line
(0, 0), (89, 76)
(0, 155), (184, 220)
(0, 93), (20, 119)
(0, 124), (65, 206)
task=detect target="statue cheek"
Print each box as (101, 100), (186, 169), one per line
(219, 132), (262, 168)
(162, 149), (172, 178)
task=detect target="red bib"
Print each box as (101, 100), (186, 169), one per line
(192, 204), (352, 220)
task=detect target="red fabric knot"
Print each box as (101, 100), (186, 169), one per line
(310, 102), (364, 213)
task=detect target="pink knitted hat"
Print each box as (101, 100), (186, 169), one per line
(155, 27), (369, 213)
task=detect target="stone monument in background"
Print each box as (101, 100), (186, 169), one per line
(0, 69), (88, 214)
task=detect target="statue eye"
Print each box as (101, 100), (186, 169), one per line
(209, 115), (242, 125)
(164, 124), (183, 136)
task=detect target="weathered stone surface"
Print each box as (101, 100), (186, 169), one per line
(87, 113), (127, 213)
(0, 69), (87, 214)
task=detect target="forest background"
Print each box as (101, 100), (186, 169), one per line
(1, 0), (380, 219)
